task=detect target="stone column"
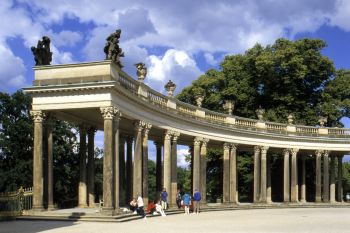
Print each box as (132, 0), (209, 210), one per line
(337, 155), (343, 202)
(200, 139), (209, 204)
(290, 148), (299, 202)
(260, 146), (268, 203)
(142, 123), (152, 205)
(192, 137), (201, 193)
(31, 111), (45, 210)
(323, 151), (329, 202)
(87, 127), (96, 207)
(78, 125), (87, 208)
(133, 121), (143, 198)
(163, 130), (172, 199)
(330, 155), (336, 203)
(229, 144), (238, 204)
(125, 136), (133, 202)
(315, 150), (322, 202)
(171, 132), (179, 206)
(253, 146), (261, 203)
(266, 151), (272, 204)
(300, 155), (306, 203)
(46, 119), (54, 209)
(155, 141), (162, 193)
(114, 115), (121, 210)
(283, 149), (290, 202)
(100, 106), (119, 211)
(223, 143), (230, 203)
(119, 136), (126, 206)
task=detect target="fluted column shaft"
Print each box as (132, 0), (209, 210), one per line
(101, 107), (119, 211)
(31, 111), (44, 210)
(229, 144), (237, 203)
(200, 139), (208, 203)
(163, 131), (172, 198)
(260, 146), (268, 203)
(192, 137), (201, 193)
(315, 150), (322, 202)
(78, 126), (87, 208)
(323, 151), (329, 202)
(300, 155), (306, 202)
(125, 137), (133, 202)
(290, 148), (299, 202)
(87, 127), (96, 207)
(142, 123), (151, 205)
(253, 146), (260, 203)
(46, 120), (54, 209)
(330, 155), (336, 203)
(283, 149), (290, 202)
(223, 143), (230, 203)
(133, 122), (143, 198)
(337, 155), (343, 202)
(155, 142), (162, 193)
(170, 134), (179, 206)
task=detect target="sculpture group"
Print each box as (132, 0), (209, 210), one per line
(31, 36), (52, 66)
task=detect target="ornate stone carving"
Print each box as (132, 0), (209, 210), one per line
(315, 150), (323, 156)
(261, 146), (269, 153)
(253, 145), (260, 154)
(287, 114), (294, 125)
(31, 36), (52, 66)
(100, 107), (120, 120)
(164, 130), (173, 140)
(256, 106), (265, 121)
(230, 143), (237, 150)
(194, 137), (202, 146)
(201, 138), (209, 146)
(164, 80), (176, 97)
(135, 63), (147, 82)
(223, 142), (231, 151)
(223, 100), (235, 115)
(290, 148), (299, 155)
(282, 149), (290, 155)
(143, 122), (152, 136)
(134, 121), (145, 132)
(104, 29), (124, 68)
(195, 94), (204, 108)
(30, 110), (45, 123)
(318, 116), (327, 127)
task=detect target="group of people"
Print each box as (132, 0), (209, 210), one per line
(129, 196), (166, 220)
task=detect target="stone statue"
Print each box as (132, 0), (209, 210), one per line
(31, 36), (52, 66)
(135, 63), (147, 82)
(104, 29), (124, 68)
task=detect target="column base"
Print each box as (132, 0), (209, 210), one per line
(101, 207), (114, 216)
(47, 205), (56, 210)
(78, 204), (88, 208)
(32, 205), (44, 211)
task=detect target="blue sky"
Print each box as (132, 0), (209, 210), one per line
(1, 0), (350, 165)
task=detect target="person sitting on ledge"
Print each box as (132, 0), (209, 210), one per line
(146, 200), (157, 215)
(129, 198), (138, 214)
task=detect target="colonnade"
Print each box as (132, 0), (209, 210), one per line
(30, 107), (346, 213)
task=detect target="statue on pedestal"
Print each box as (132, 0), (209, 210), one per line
(104, 29), (124, 68)
(31, 36), (52, 66)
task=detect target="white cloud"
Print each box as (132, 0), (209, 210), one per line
(53, 30), (82, 47)
(329, 0), (350, 31)
(0, 44), (27, 91)
(204, 53), (218, 66)
(177, 148), (190, 168)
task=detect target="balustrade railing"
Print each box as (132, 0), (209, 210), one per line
(0, 187), (33, 217)
(116, 69), (350, 137)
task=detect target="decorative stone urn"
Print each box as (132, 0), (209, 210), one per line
(223, 100), (235, 115)
(195, 94), (204, 107)
(318, 116), (327, 127)
(256, 106), (265, 121)
(287, 114), (294, 125)
(135, 62), (147, 82)
(164, 80), (176, 97)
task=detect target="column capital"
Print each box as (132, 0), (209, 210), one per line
(172, 131), (181, 141)
(134, 120), (144, 132)
(282, 149), (290, 155)
(223, 142), (230, 151)
(194, 137), (202, 146)
(164, 130), (172, 140)
(290, 148), (299, 155)
(201, 138), (209, 146)
(100, 106), (120, 120)
(230, 143), (237, 150)
(254, 145), (260, 154)
(315, 149), (323, 156)
(261, 146), (269, 153)
(30, 110), (45, 123)
(323, 150), (330, 156)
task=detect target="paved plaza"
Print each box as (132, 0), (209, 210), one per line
(1, 208), (350, 233)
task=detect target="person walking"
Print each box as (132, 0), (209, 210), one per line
(160, 188), (168, 210)
(183, 192), (191, 215)
(176, 189), (182, 209)
(193, 189), (201, 214)
(137, 195), (147, 219)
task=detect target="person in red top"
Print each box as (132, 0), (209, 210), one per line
(146, 200), (156, 215)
